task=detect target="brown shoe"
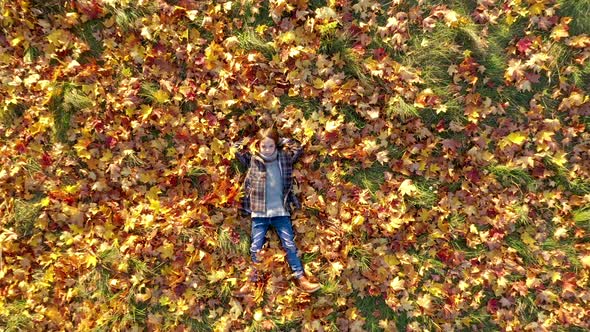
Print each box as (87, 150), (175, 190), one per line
(296, 276), (321, 293)
(234, 282), (251, 297)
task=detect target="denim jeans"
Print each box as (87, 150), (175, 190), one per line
(250, 216), (304, 279)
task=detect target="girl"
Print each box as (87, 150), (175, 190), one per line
(233, 127), (320, 293)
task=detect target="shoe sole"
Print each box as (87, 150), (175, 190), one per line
(298, 285), (321, 293)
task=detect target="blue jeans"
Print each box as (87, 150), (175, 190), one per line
(250, 216), (304, 279)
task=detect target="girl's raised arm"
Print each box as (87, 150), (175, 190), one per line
(279, 138), (303, 163)
(232, 140), (251, 166)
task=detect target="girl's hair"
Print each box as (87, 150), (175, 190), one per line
(257, 127), (280, 146)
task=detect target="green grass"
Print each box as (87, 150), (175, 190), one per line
(487, 164), (536, 191)
(318, 29), (372, 86)
(340, 104), (367, 129)
(122, 149), (145, 167)
(542, 238), (582, 271)
(570, 61), (590, 89)
(48, 83), (93, 142)
(217, 227), (250, 257)
(506, 233), (539, 266)
(348, 246), (372, 272)
(573, 206), (590, 232)
(270, 317), (302, 331)
(104, 3), (155, 31)
(28, 0), (64, 15)
(73, 19), (104, 61)
(557, 0), (590, 36)
(319, 277), (339, 295)
(407, 180), (439, 208)
(345, 162), (388, 195)
(139, 82), (161, 104)
(450, 237), (487, 259)
(181, 315), (214, 332)
(386, 96), (419, 121)
(307, 0), (328, 11)
(544, 42), (576, 82)
(8, 195), (45, 237)
(543, 156), (590, 195)
(476, 18), (529, 86)
(0, 102), (25, 127)
(230, 0), (275, 28)
(401, 23), (462, 87)
(511, 203), (531, 227)
(0, 300), (34, 332)
(301, 251), (320, 264)
(515, 294), (539, 324)
(355, 294), (407, 332)
(23, 46), (41, 64)
(279, 95), (321, 119)
(237, 30), (277, 60)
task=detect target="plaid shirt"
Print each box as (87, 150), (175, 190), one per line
(235, 138), (302, 214)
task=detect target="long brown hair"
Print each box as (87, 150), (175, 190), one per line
(257, 127), (280, 147)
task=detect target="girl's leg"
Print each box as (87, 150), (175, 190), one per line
(271, 216), (304, 279)
(249, 217), (271, 281)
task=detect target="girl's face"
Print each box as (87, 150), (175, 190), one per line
(259, 137), (276, 156)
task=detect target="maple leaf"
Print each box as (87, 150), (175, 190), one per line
(389, 276), (405, 291)
(398, 179), (417, 196)
(516, 37), (533, 53)
(416, 293), (433, 311)
(499, 132), (528, 149)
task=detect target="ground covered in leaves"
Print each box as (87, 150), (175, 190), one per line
(1, 0), (590, 331)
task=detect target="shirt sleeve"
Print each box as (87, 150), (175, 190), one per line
(279, 138), (303, 163)
(233, 141), (251, 166)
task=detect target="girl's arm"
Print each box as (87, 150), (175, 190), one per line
(233, 140), (251, 166)
(279, 138), (303, 163)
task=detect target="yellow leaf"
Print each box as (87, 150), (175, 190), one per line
(506, 12), (516, 25)
(140, 104), (153, 121)
(553, 226), (568, 239)
(313, 77), (324, 89)
(521, 231), (536, 246)
(580, 255), (590, 269)
(552, 151), (567, 167)
(11, 36), (23, 47)
(158, 241), (175, 259)
(146, 185), (161, 201)
(529, 3), (544, 16)
(351, 215), (365, 226)
(416, 293), (433, 310)
(384, 254), (399, 267)
(253, 309), (263, 321)
(153, 89), (169, 103)
(398, 179), (417, 196)
(85, 254), (98, 268)
(23, 73), (40, 87)
(47, 29), (68, 45)
(325, 118), (342, 133)
(150, 199), (161, 213)
(389, 276), (404, 290)
(135, 286), (152, 302)
(426, 282), (445, 298)
(100, 150), (113, 162)
(551, 24), (569, 41)
(506, 132), (527, 145)
(40, 197), (51, 207)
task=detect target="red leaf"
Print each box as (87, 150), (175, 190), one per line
(41, 152), (53, 167)
(487, 298), (499, 314)
(373, 47), (387, 61)
(517, 38), (532, 53)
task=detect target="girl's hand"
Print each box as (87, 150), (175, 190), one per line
(232, 137), (250, 150)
